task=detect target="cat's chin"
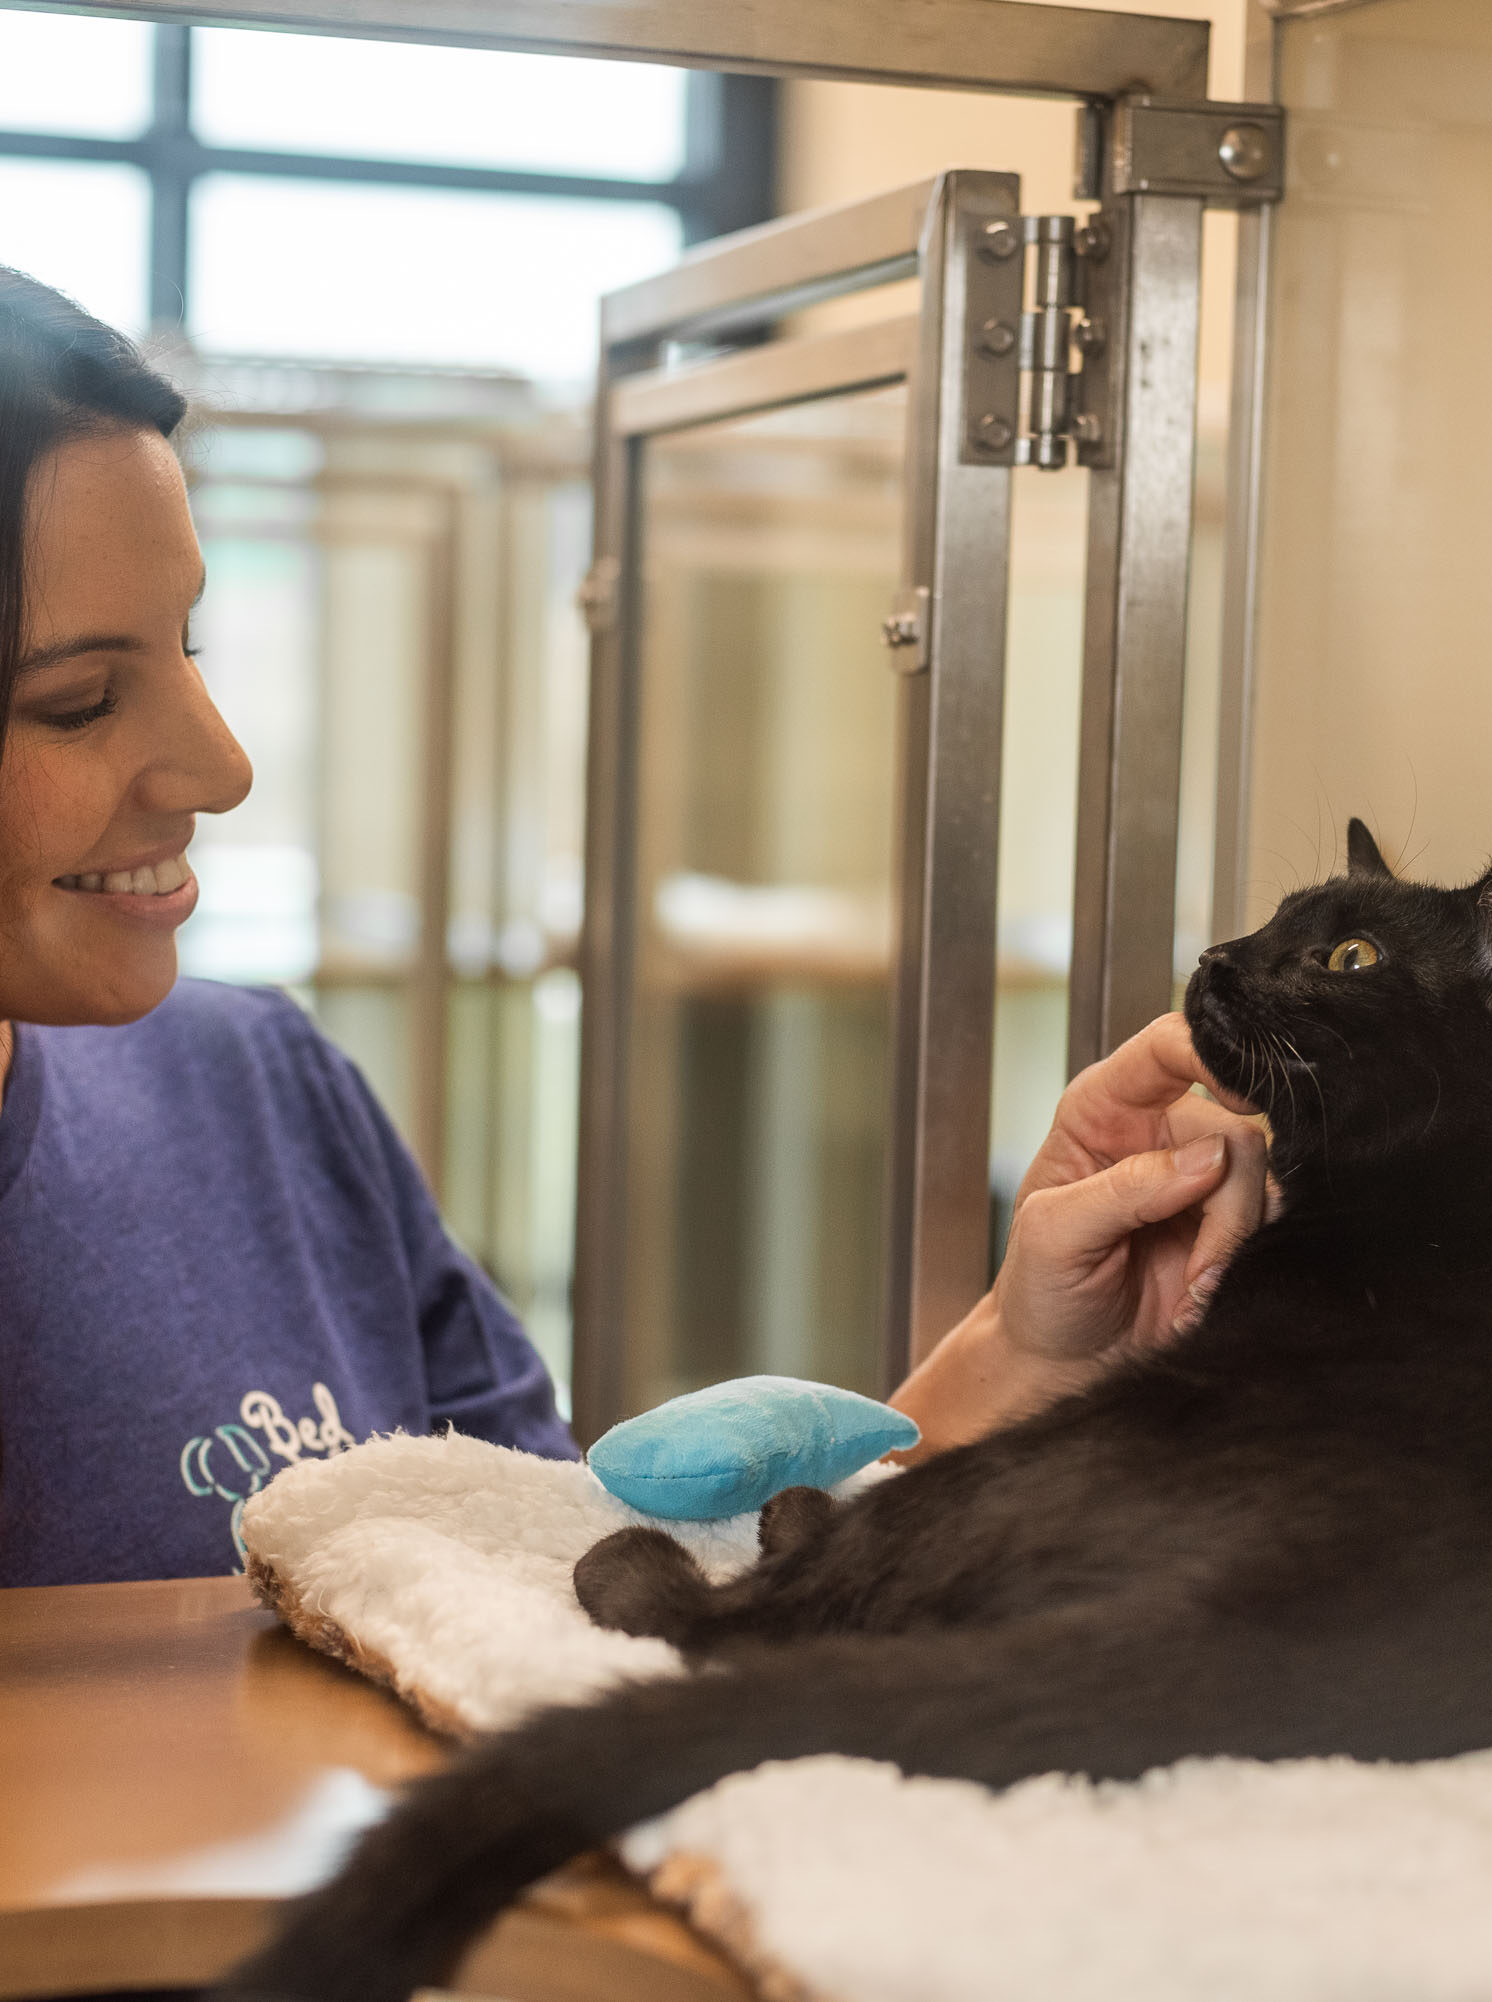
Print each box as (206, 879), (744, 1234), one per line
(1183, 986), (1254, 1104)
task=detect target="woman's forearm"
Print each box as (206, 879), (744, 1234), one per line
(888, 1296), (1100, 1462)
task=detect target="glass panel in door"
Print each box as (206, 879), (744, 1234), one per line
(621, 386), (906, 1414)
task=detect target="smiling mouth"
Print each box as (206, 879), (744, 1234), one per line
(54, 853), (191, 898)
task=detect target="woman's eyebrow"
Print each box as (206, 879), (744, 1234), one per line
(17, 634), (149, 678)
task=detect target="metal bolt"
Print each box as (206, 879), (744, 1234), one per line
(1072, 413), (1104, 447)
(977, 218), (1021, 263)
(979, 318), (1017, 357)
(1073, 218), (1111, 262)
(881, 612), (919, 649)
(1218, 122), (1271, 183)
(1073, 316), (1106, 357)
(973, 412), (1014, 452)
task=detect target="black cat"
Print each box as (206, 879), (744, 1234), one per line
(223, 820), (1492, 2002)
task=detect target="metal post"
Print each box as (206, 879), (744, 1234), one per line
(1069, 184), (1204, 1073)
(571, 356), (645, 1446)
(884, 172), (1020, 1380)
(1212, 0), (1282, 942)
(147, 23), (192, 331)
(412, 498), (460, 1197)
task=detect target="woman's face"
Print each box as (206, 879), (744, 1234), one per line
(0, 426), (251, 1025)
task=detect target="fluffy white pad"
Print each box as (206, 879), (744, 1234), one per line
(242, 1433), (1492, 2001)
(241, 1431), (764, 1730)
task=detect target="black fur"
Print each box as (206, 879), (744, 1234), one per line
(221, 830), (1492, 2001)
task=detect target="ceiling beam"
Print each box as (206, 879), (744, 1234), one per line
(6, 0), (1212, 101)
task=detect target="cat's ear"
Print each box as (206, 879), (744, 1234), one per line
(1346, 818), (1393, 879)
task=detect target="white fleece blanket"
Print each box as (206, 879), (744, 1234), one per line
(241, 1433), (1492, 2002)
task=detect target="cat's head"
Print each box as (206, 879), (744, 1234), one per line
(1185, 819), (1492, 1176)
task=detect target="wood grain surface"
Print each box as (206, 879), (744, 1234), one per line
(0, 1576), (750, 2001)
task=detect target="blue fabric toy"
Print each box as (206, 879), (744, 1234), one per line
(586, 1374), (920, 1520)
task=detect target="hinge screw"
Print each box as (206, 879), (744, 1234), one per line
(977, 219), (1021, 263)
(882, 612), (920, 649)
(1073, 218), (1111, 262)
(973, 412), (1014, 451)
(1218, 123), (1271, 183)
(978, 318), (1017, 357)
(1074, 316), (1106, 356)
(1072, 413), (1103, 447)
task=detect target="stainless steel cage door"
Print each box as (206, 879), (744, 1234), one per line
(571, 118), (1280, 1438)
(572, 174), (1022, 1438)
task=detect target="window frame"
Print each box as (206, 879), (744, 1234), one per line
(0, 21), (777, 328)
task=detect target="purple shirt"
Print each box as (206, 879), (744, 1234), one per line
(0, 978), (576, 1587)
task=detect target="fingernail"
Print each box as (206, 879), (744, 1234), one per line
(1172, 1133), (1225, 1176)
(1188, 1265), (1223, 1309)
(1172, 1268), (1222, 1335)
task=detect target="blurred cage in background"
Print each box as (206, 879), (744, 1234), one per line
(174, 368), (592, 1407)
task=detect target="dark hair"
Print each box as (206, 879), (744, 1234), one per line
(0, 268), (186, 764)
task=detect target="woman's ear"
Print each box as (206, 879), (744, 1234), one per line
(1346, 817), (1393, 879)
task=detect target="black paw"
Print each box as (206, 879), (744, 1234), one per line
(757, 1484), (836, 1559)
(573, 1525), (703, 1638)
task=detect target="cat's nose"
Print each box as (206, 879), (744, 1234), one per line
(1199, 938), (1246, 968)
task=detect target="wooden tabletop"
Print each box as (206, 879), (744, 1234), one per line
(0, 1576), (751, 2002)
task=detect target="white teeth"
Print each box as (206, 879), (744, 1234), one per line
(59, 853), (189, 895)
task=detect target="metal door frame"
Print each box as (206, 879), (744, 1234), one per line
(573, 171), (1022, 1435)
(11, 1), (1211, 100)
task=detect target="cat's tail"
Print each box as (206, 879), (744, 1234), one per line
(215, 1600), (1474, 2002)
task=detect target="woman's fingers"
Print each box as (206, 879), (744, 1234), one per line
(1171, 1117), (1268, 1331)
(1048, 1013), (1257, 1173)
(1016, 1131), (1230, 1270)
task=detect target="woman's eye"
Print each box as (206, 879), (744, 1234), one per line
(1327, 936), (1381, 973)
(42, 691), (119, 734)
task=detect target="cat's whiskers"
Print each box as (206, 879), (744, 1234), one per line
(1263, 1029), (1296, 1134)
(1312, 1019), (1355, 1063)
(1240, 1033), (1262, 1108)
(1278, 1030), (1327, 1132)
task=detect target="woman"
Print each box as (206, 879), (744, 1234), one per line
(0, 269), (1268, 1590)
(0, 270), (576, 1588)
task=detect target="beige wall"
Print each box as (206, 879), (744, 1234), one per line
(1247, 0), (1492, 915)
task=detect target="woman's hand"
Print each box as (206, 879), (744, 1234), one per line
(890, 1013), (1270, 1457)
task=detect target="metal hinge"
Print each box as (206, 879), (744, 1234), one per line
(1107, 99), (1285, 205)
(960, 100), (1282, 475)
(576, 555), (620, 634)
(959, 209), (1112, 472)
(881, 586), (931, 674)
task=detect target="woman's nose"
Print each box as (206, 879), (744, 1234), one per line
(193, 701), (254, 817)
(140, 656), (253, 817)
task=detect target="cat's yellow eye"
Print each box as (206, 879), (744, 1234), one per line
(1327, 937), (1381, 973)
